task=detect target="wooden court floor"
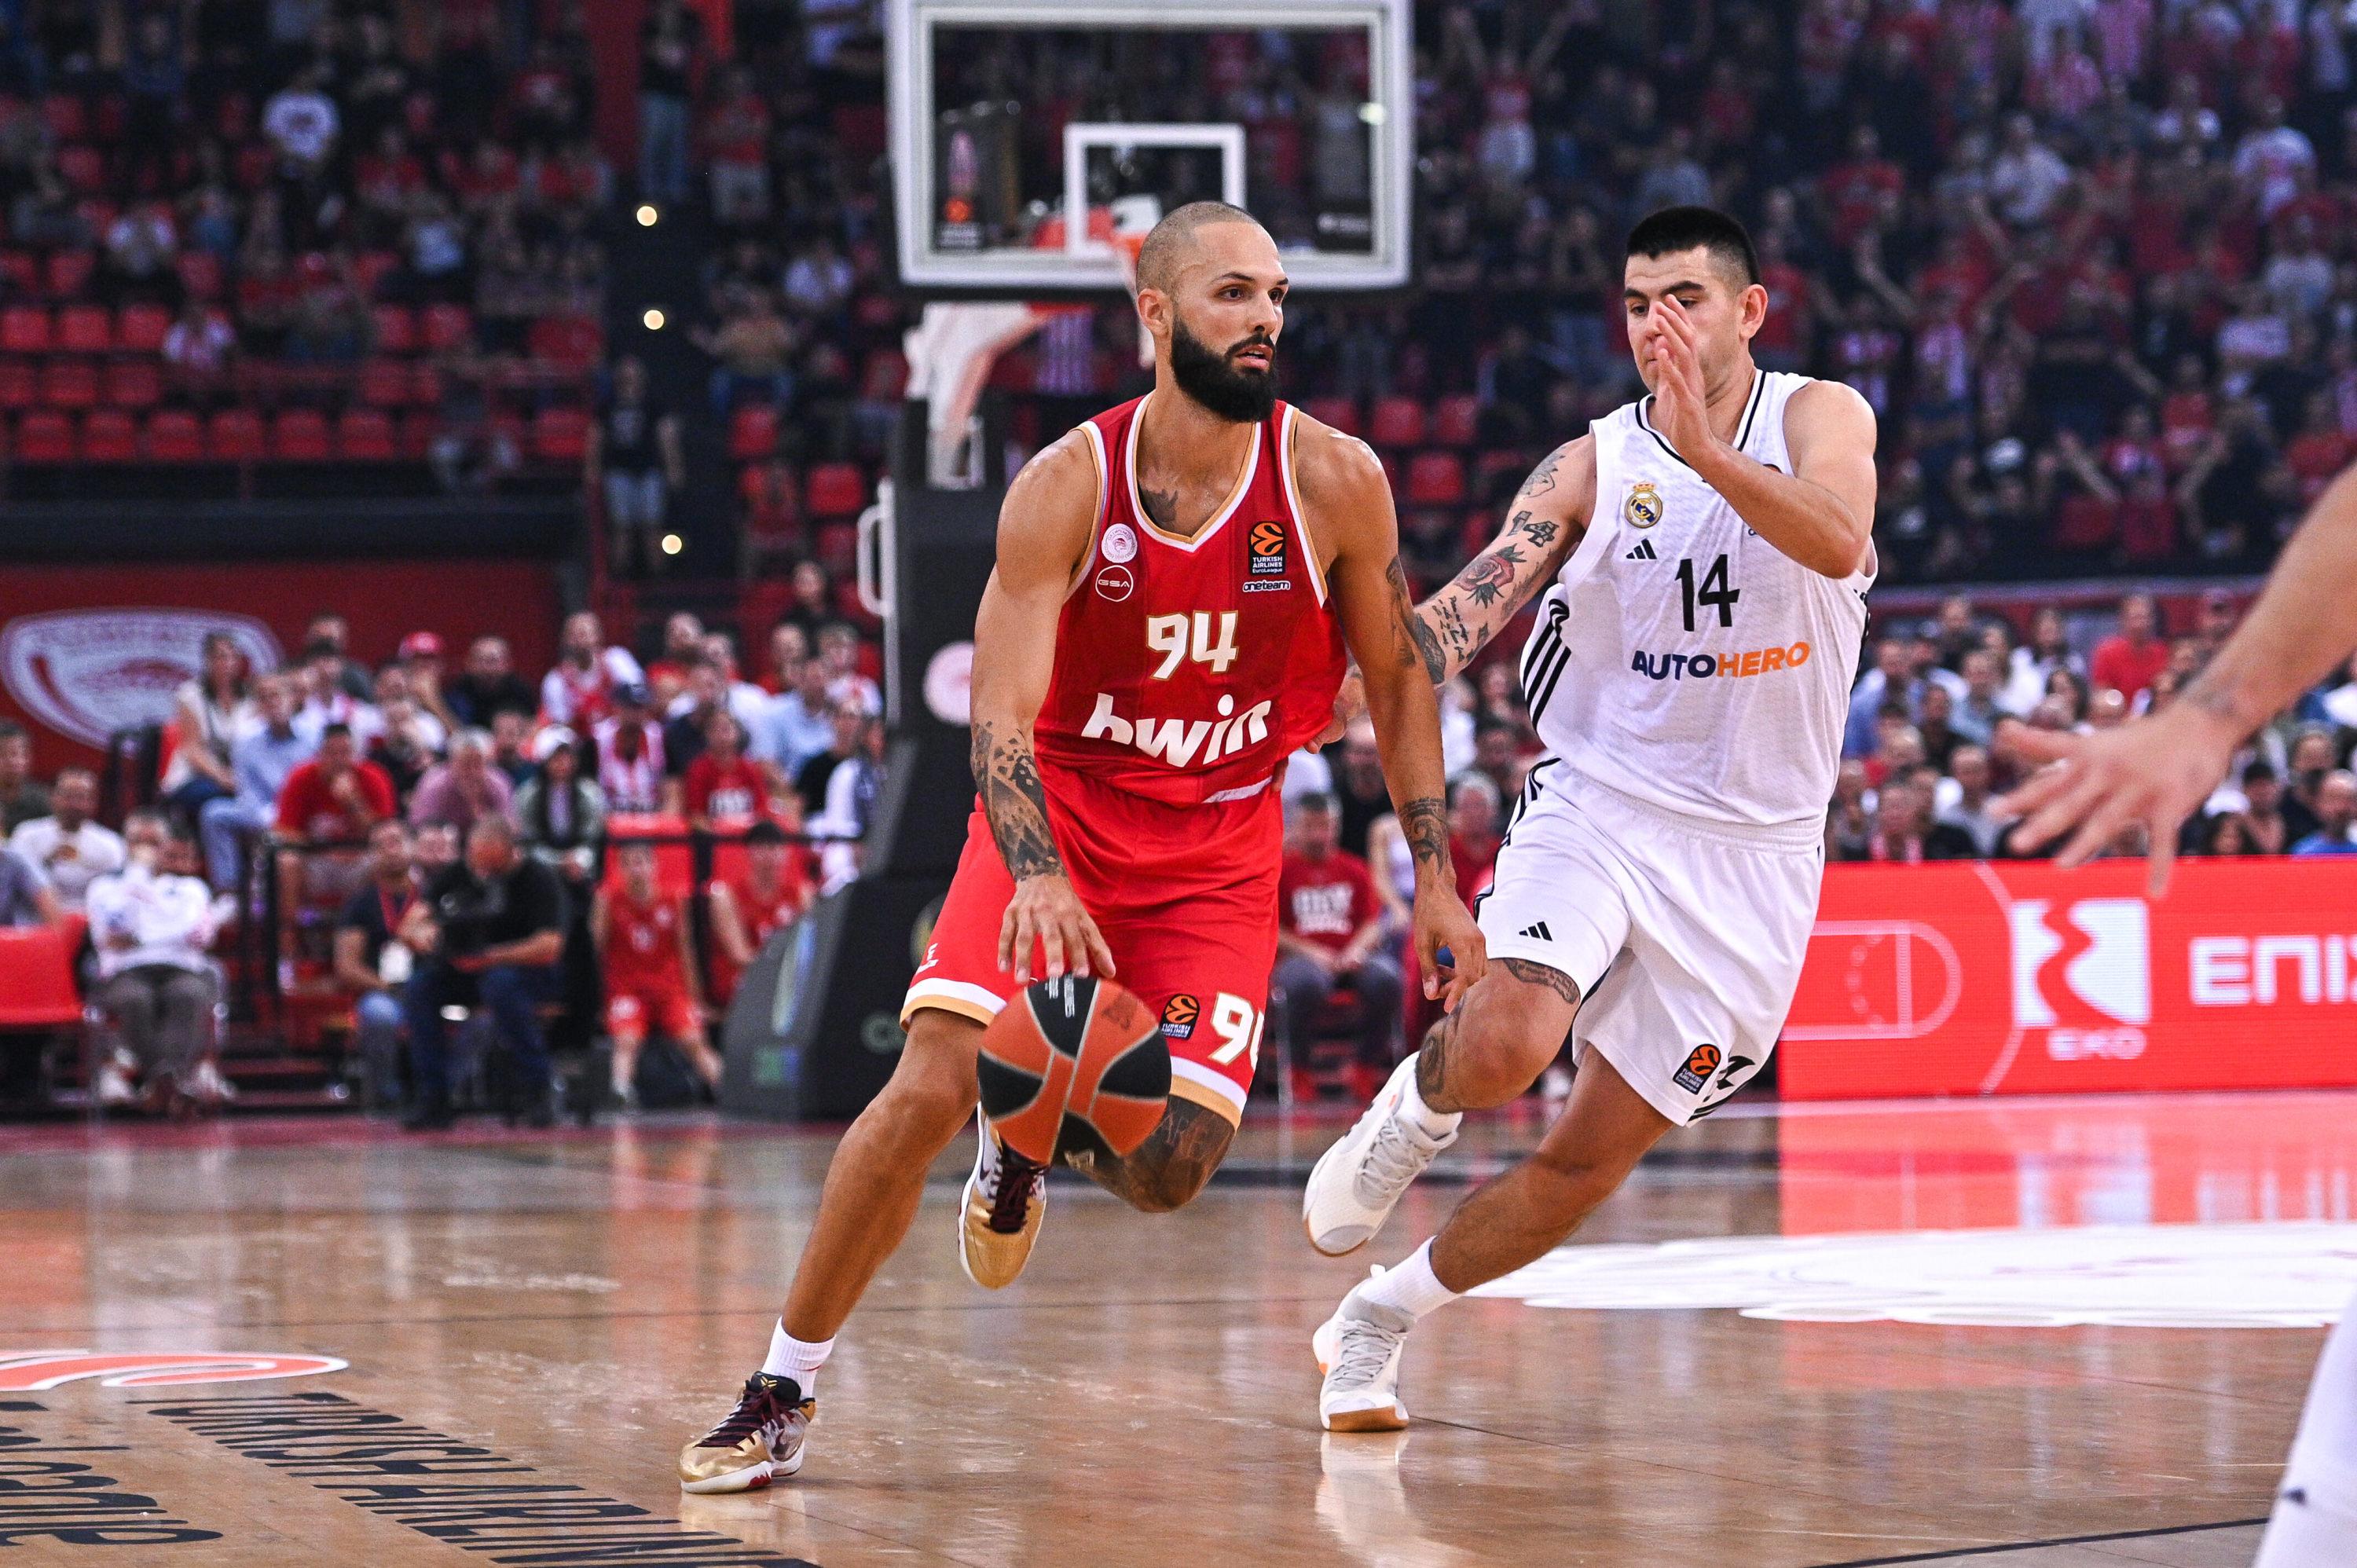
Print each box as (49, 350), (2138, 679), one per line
(4, 1088), (2352, 1567)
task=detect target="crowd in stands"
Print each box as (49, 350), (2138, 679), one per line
(0, 591), (886, 1124)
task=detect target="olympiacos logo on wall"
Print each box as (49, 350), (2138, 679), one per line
(0, 608), (280, 746)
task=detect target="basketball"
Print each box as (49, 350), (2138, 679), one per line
(976, 976), (1169, 1165)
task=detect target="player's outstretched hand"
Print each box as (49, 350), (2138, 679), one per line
(1312, 667), (1367, 748)
(1648, 297), (1716, 463)
(999, 871), (1116, 985)
(1992, 705), (2242, 896)
(1412, 880), (1486, 1012)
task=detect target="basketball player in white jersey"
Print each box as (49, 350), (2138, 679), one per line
(1996, 469), (2357, 1567)
(1299, 205), (1880, 1430)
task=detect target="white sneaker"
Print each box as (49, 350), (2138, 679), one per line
(958, 1109), (1047, 1290)
(94, 1057), (137, 1108)
(1313, 1273), (1413, 1433)
(187, 1060), (236, 1104)
(1303, 1054), (1457, 1256)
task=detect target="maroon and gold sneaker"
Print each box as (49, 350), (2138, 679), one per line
(676, 1372), (815, 1493)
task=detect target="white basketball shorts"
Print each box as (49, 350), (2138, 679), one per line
(1475, 775), (1823, 1126)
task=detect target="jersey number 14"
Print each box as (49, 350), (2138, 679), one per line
(1675, 554), (1740, 632)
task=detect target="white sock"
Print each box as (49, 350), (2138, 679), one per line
(1397, 1055), (1460, 1140)
(761, 1321), (834, 1394)
(1354, 1240), (1461, 1322)
(2257, 1286), (2357, 1568)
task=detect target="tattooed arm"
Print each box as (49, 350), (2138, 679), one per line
(969, 431), (1116, 983)
(1292, 414), (1487, 1011)
(1412, 435), (1598, 685)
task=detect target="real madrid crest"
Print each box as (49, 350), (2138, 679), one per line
(1625, 482), (1663, 529)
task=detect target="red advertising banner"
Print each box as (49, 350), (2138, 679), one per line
(0, 562), (560, 771)
(1782, 858), (2357, 1099)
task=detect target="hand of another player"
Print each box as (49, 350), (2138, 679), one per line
(1992, 705), (2242, 896)
(1648, 298), (1716, 464)
(1410, 879), (1486, 1011)
(1313, 667), (1367, 748)
(999, 872), (1116, 985)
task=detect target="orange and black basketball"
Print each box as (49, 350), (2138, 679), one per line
(977, 976), (1169, 1166)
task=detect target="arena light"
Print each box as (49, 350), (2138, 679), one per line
(642, 308), (665, 331)
(636, 203), (659, 227)
(659, 533), (684, 556)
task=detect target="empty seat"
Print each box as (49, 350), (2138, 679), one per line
(727, 404), (777, 461)
(0, 253), (36, 295)
(529, 406), (589, 463)
(271, 408), (332, 461)
(525, 313), (602, 369)
(805, 461), (867, 518)
(1304, 397), (1360, 437)
(0, 360), (35, 410)
(336, 408), (398, 460)
(144, 409), (204, 462)
(420, 304), (472, 353)
(207, 407), (265, 461)
(1405, 451), (1466, 507)
(103, 360), (159, 408)
(1430, 394), (1481, 448)
(13, 410), (72, 462)
(39, 360), (98, 408)
(353, 251), (400, 299)
(176, 251), (223, 301)
(0, 916), (88, 1028)
(116, 303), (170, 353)
(80, 408), (137, 462)
(357, 359), (412, 407)
(0, 306), (49, 354)
(55, 145), (104, 193)
(39, 95), (86, 144)
(370, 305), (416, 354)
(45, 251), (94, 300)
(56, 303), (109, 352)
(1369, 396), (1426, 449)
(396, 409), (439, 460)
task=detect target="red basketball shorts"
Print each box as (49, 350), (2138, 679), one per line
(904, 764), (1281, 1126)
(607, 987), (699, 1042)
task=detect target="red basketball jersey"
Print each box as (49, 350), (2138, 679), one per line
(604, 885), (689, 997)
(1032, 395), (1348, 807)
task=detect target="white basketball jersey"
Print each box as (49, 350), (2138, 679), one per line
(1524, 370), (1872, 835)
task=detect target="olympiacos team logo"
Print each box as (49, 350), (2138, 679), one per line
(0, 1349), (346, 1389)
(0, 608), (280, 746)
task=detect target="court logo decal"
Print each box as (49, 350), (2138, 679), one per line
(1671, 1043), (1721, 1094)
(1624, 482), (1663, 529)
(1472, 1221), (2357, 1328)
(0, 1350), (346, 1390)
(1094, 564), (1135, 603)
(1248, 519), (1288, 577)
(1160, 993), (1198, 1041)
(2008, 896), (2150, 1063)
(0, 608), (280, 746)
(0, 1403), (220, 1546)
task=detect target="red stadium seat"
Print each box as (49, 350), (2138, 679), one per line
(145, 409), (204, 462)
(57, 303), (110, 352)
(1, 306), (49, 354)
(357, 359), (412, 407)
(13, 410), (72, 462)
(805, 461), (867, 518)
(370, 305), (416, 354)
(529, 406), (589, 463)
(39, 360), (98, 408)
(2054, 494), (2120, 551)
(728, 404), (777, 461)
(337, 408), (398, 460)
(396, 410), (439, 460)
(1405, 450), (1465, 507)
(1369, 396), (1425, 449)
(207, 407), (264, 461)
(116, 303), (170, 353)
(271, 408), (332, 461)
(80, 408), (137, 462)
(859, 348), (909, 402)
(1304, 397), (1360, 437)
(56, 145), (104, 194)
(525, 313), (602, 369)
(0, 360), (35, 410)
(40, 96), (86, 144)
(353, 251), (400, 299)
(603, 815), (694, 896)
(177, 250), (222, 301)
(0, 252), (36, 295)
(45, 251), (94, 300)
(739, 461), (803, 547)
(1431, 394), (1481, 448)
(103, 360), (159, 408)
(421, 304), (473, 353)
(0, 915), (87, 1028)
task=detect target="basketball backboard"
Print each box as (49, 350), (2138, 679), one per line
(886, 0), (1412, 295)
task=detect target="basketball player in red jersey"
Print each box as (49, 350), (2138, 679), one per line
(677, 200), (1485, 1492)
(593, 843), (722, 1110)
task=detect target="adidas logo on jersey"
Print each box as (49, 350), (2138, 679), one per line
(1518, 921), (1552, 942)
(1624, 540), (1657, 561)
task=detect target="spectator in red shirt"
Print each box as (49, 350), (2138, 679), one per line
(706, 817), (813, 1007)
(1273, 793), (1403, 1079)
(275, 722), (397, 911)
(682, 709), (769, 831)
(2089, 592), (2171, 703)
(1448, 772), (1503, 905)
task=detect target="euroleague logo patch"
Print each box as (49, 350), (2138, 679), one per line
(1672, 1042), (1721, 1094)
(1247, 519), (1288, 577)
(1159, 993), (1199, 1040)
(1094, 564), (1135, 602)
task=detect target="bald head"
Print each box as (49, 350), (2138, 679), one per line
(1134, 201), (1264, 296)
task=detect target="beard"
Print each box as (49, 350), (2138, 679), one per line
(1169, 313), (1278, 423)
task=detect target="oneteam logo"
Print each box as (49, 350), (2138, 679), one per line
(2008, 897), (2150, 1062)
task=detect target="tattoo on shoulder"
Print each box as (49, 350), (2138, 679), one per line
(1515, 512), (1560, 547)
(1519, 449), (1564, 496)
(1500, 957), (1582, 1006)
